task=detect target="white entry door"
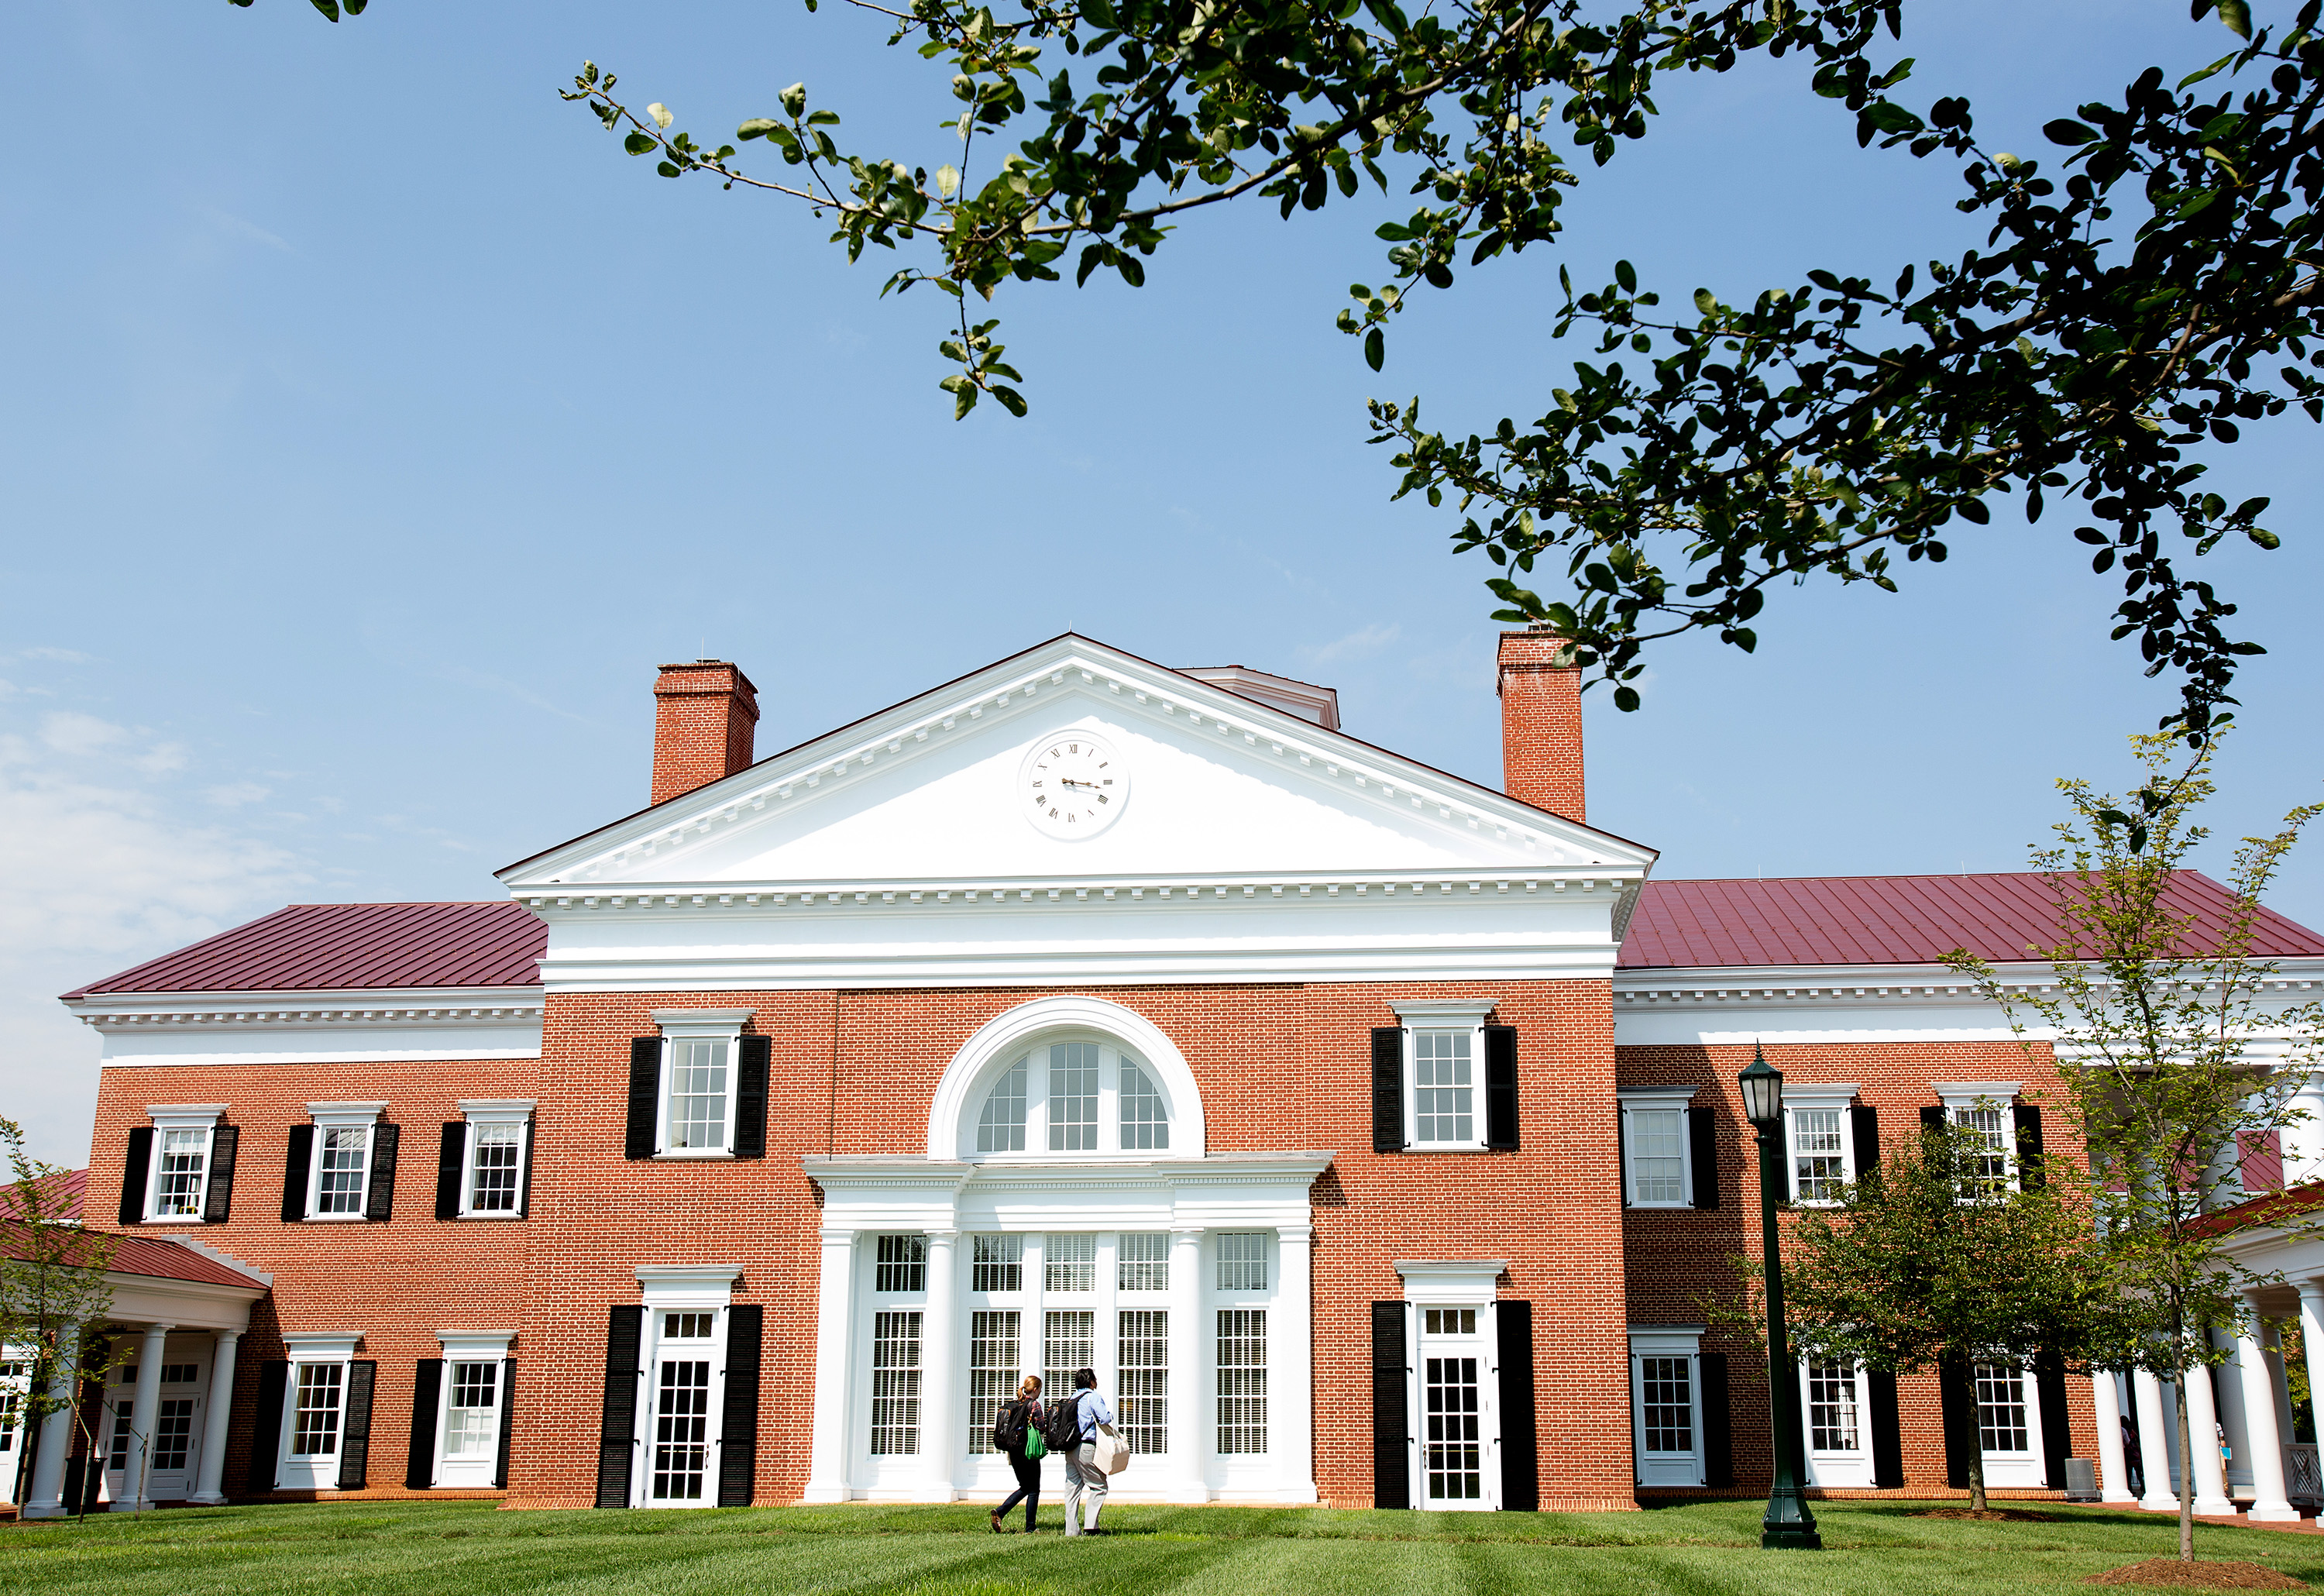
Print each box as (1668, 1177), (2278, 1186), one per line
(101, 1359), (204, 1502)
(1415, 1306), (1497, 1510)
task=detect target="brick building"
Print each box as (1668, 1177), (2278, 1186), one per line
(23, 631), (2324, 1517)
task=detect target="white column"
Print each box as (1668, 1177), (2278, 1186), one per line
(1275, 1224), (1316, 1504)
(2282, 1074), (2324, 1185)
(21, 1322), (81, 1519)
(2297, 1281), (2324, 1450)
(114, 1324), (175, 1511)
(2135, 1368), (2179, 1512)
(803, 1227), (857, 1503)
(2185, 1362), (2237, 1515)
(189, 1330), (240, 1505)
(1166, 1227), (1206, 1501)
(2238, 1303), (2298, 1519)
(2212, 1323), (2256, 1495)
(920, 1229), (959, 1501)
(2092, 1370), (2136, 1504)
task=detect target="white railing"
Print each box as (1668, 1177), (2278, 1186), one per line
(2285, 1443), (2322, 1509)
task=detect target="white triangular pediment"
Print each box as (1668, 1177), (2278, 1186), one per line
(500, 635), (1652, 891)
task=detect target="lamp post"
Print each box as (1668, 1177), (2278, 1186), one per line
(1739, 1046), (1822, 1550)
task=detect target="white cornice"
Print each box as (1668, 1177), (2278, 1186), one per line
(1612, 958), (2324, 1011)
(65, 985), (545, 1034)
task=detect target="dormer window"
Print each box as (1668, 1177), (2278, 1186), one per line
(966, 1038), (1174, 1158)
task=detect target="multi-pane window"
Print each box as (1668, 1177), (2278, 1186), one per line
(1045, 1233), (1095, 1292)
(108, 1400), (134, 1468)
(1216, 1309), (1268, 1454)
(1807, 1360), (1860, 1451)
(469, 1123), (523, 1212)
(0, 1362), (25, 1453)
(875, 1233), (928, 1292)
(1047, 1043), (1099, 1151)
(665, 1040), (731, 1152)
(1119, 1061), (1169, 1150)
(160, 1364), (200, 1384)
(966, 1310), (1019, 1455)
(290, 1363), (345, 1457)
(869, 1312), (923, 1456)
(443, 1362), (500, 1460)
(1424, 1354), (1483, 1501)
(153, 1398), (195, 1472)
(1412, 1030), (1475, 1144)
(315, 1128), (370, 1215)
(1425, 1308), (1477, 1335)
(1217, 1233), (1267, 1292)
(1638, 1356), (1694, 1457)
(1119, 1310), (1167, 1455)
(1117, 1232), (1170, 1292)
(1793, 1109), (1849, 1204)
(1975, 1364), (2030, 1453)
(1624, 1107), (1688, 1206)
(651, 1359), (712, 1498)
(1954, 1107), (2013, 1194)
(152, 1128), (210, 1217)
(978, 1058), (1028, 1153)
(1045, 1310), (1095, 1405)
(971, 1233), (1023, 1292)
(664, 1312), (715, 1340)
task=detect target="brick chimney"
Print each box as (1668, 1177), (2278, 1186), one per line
(651, 660), (760, 806)
(1497, 631), (1585, 824)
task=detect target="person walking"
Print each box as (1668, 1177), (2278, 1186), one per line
(990, 1374), (1047, 1534)
(1060, 1365), (1116, 1537)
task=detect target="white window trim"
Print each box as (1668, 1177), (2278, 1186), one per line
(966, 1034), (1175, 1161)
(1783, 1084), (1860, 1207)
(456, 1099), (535, 1219)
(1934, 1081), (2023, 1192)
(432, 1330), (514, 1488)
(1628, 1326), (1707, 1488)
(1799, 1357), (1875, 1487)
(651, 1010), (753, 1160)
(633, 1268), (737, 1508)
(1391, 999), (1496, 1152)
(304, 1102), (384, 1223)
(143, 1104), (226, 1224)
(1618, 1088), (1697, 1209)
(279, 1333), (361, 1489)
(1971, 1359), (2047, 1487)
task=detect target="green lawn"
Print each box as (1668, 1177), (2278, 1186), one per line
(3, 1498), (2317, 1594)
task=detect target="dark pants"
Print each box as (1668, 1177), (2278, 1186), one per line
(998, 1453), (1041, 1529)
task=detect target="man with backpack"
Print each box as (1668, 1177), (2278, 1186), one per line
(1055, 1365), (1117, 1536)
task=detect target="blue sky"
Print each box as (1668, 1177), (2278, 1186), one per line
(4, 2), (2317, 1164)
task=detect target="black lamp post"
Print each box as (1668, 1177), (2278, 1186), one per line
(1739, 1045), (1822, 1550)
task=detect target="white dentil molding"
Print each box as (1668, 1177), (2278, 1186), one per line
(67, 985), (544, 1032)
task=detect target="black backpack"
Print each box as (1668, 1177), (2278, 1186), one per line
(992, 1402), (1026, 1454)
(1043, 1393), (1085, 1453)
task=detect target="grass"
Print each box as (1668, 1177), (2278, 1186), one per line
(3, 1498), (2320, 1594)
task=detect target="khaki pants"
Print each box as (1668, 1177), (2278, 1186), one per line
(1063, 1442), (1107, 1534)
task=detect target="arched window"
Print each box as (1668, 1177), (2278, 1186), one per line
(967, 1039), (1171, 1158)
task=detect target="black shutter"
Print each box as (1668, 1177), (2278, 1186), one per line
(1939, 1353), (1977, 1488)
(1868, 1370), (1904, 1488)
(1496, 1300), (1538, 1512)
(337, 1360), (377, 1490)
(1689, 1108), (1719, 1209)
(1370, 1029), (1404, 1153)
(204, 1125), (239, 1223)
(435, 1123), (466, 1220)
(517, 1120), (535, 1218)
(1851, 1106), (1879, 1182)
(2036, 1348), (2070, 1487)
(248, 1360), (288, 1494)
(2016, 1105), (2046, 1188)
(734, 1036), (770, 1159)
(597, 1305), (645, 1508)
(1920, 1103), (1947, 1136)
(719, 1305), (764, 1506)
(280, 1125), (315, 1222)
(1700, 1351), (1733, 1487)
(494, 1359), (515, 1490)
(1370, 1302), (1409, 1508)
(406, 1360), (443, 1489)
(119, 1126), (153, 1224)
(1483, 1026), (1519, 1151)
(365, 1123), (400, 1221)
(626, 1038), (661, 1158)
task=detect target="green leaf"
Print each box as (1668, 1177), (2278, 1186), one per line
(1612, 686), (1640, 713)
(1693, 287), (1717, 316)
(1614, 259), (1637, 294)
(1365, 328), (1384, 371)
(737, 119), (779, 141)
(308, 0), (340, 18)
(940, 373), (978, 419)
(2216, 0), (2251, 37)
(624, 132), (658, 156)
(992, 384), (1028, 417)
(780, 82), (807, 118)
(2043, 119), (2099, 146)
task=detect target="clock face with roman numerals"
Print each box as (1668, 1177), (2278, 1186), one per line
(1019, 730), (1129, 839)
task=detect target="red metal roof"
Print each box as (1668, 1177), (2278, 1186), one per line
(1618, 871), (2324, 969)
(1, 1172), (267, 1289)
(61, 902), (545, 999)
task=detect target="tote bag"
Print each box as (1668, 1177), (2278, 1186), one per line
(1093, 1422), (1132, 1475)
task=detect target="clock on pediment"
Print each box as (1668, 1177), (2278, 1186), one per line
(1018, 728), (1129, 839)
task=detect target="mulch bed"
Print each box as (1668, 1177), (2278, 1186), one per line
(2085, 1559), (2308, 1589)
(1919, 1508), (2058, 1522)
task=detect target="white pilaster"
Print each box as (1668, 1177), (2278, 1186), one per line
(921, 1229), (959, 1500)
(2134, 1368), (2180, 1512)
(1166, 1227), (1207, 1501)
(22, 1323), (80, 1519)
(2092, 1369), (2137, 1504)
(1276, 1224), (1317, 1503)
(114, 1323), (175, 1511)
(2239, 1305), (2299, 1520)
(803, 1227), (857, 1503)
(2185, 1362), (2237, 1515)
(189, 1331), (239, 1505)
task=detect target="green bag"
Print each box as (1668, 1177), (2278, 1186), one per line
(1023, 1418), (1047, 1460)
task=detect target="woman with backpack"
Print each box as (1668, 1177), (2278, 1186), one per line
(989, 1374), (1047, 1533)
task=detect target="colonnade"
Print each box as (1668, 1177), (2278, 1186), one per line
(20, 1323), (242, 1517)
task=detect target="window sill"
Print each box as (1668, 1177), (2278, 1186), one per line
(1624, 1200), (1694, 1210)
(140, 1214), (207, 1225)
(452, 1212), (528, 1221)
(1398, 1144), (1501, 1155)
(653, 1149), (735, 1161)
(302, 1212), (371, 1223)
